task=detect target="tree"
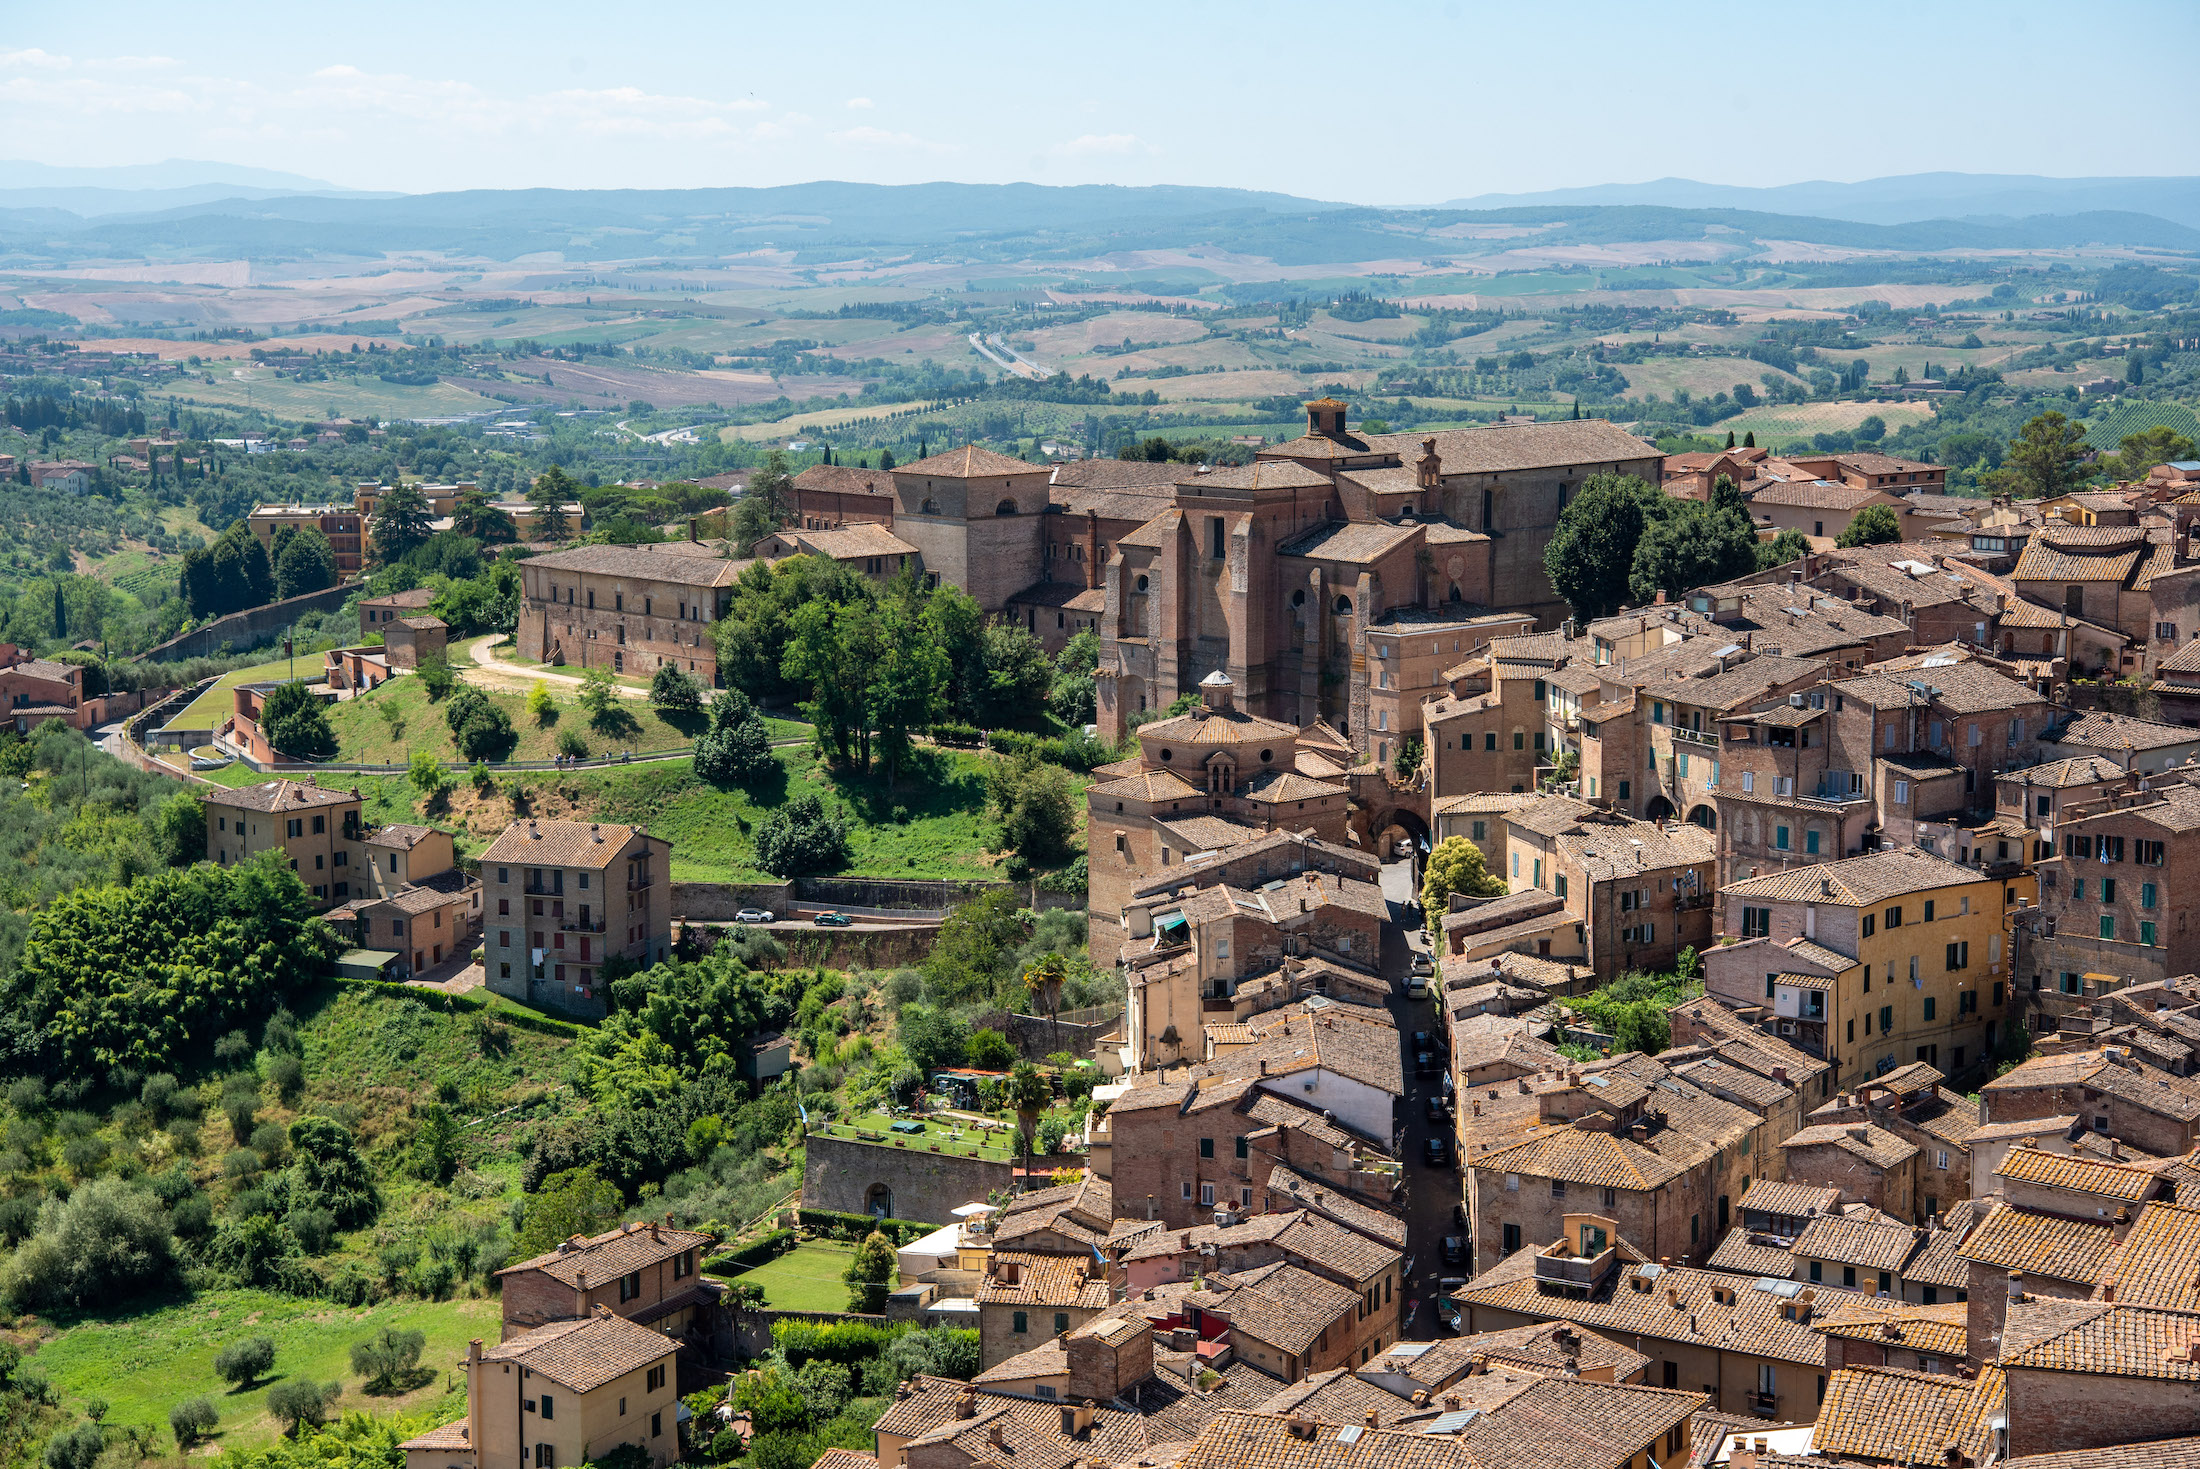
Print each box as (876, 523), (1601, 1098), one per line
(752, 793), (850, 877)
(530, 466), (578, 543)
(257, 680), (337, 760)
(286, 1116), (379, 1228)
(2006, 410), (2090, 499)
(867, 586), (947, 786)
(0, 1176), (175, 1311)
(923, 889), (1029, 1003)
(921, 583), (988, 721)
(842, 1230), (897, 1313)
(1855, 415), (1887, 443)
(966, 1028), (1016, 1070)
(370, 483), (434, 565)
(1836, 504), (1903, 549)
(898, 1005), (972, 1073)
(514, 1166), (623, 1259)
(1050, 630), (1100, 726)
(527, 683), (556, 724)
(444, 686), (515, 761)
(650, 662), (702, 712)
(783, 596), (877, 768)
(266, 1380), (340, 1437)
(349, 1326), (426, 1394)
(577, 664), (620, 721)
(987, 753), (1079, 869)
(1392, 734), (1424, 780)
(154, 789), (207, 867)
(1629, 474), (1761, 604)
(416, 656), (455, 701)
(732, 451), (794, 548)
(214, 1335), (278, 1389)
(1421, 836), (1505, 940)
(409, 747), (452, 804)
(274, 527), (337, 599)
(1757, 528), (1812, 570)
(1005, 1062), (1051, 1173)
(169, 1397), (218, 1448)
(974, 623), (1052, 728)
(182, 522), (276, 618)
(1543, 473), (1658, 621)
(693, 689), (776, 787)
(411, 1104), (461, 1183)
(453, 486), (516, 543)
(43, 1422), (102, 1469)
(2116, 426), (2198, 483)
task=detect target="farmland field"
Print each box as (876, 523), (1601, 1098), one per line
(1718, 399), (1937, 446)
(145, 368), (502, 421)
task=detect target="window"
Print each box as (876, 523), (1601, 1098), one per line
(1199, 1137), (1213, 1158)
(1013, 1311), (1028, 1334)
(1741, 906), (1771, 938)
(652, 1413), (662, 1439)
(2103, 878), (2117, 903)
(1514, 730), (1525, 750)
(1894, 780), (1910, 805)
(1757, 1364), (1777, 1397)
(1199, 1183), (1215, 1206)
(1923, 997), (1937, 1021)
(1775, 826), (1790, 851)
(1055, 1312), (1070, 1333)
(2139, 839), (2166, 866)
(2142, 920), (2158, 946)
(1945, 941), (1968, 970)
(1806, 829), (1820, 855)
(540, 1394), (554, 1421)
(1809, 1261), (1822, 1282)
(2101, 835), (2125, 862)
(535, 1448), (555, 1469)
(1880, 1005), (1893, 1033)
(619, 1270), (641, 1302)
(1551, 1179), (1567, 1200)
(1502, 1222), (1521, 1255)
(1602, 1187), (1617, 1208)
(1863, 914), (1875, 937)
(1210, 517), (1225, 559)
(1923, 900), (1935, 922)
(1885, 906), (1902, 929)
(1842, 1266), (1858, 1289)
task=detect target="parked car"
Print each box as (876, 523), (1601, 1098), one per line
(1425, 1095), (1450, 1123)
(1411, 1030), (1433, 1052)
(812, 911), (853, 927)
(1452, 1203), (1468, 1230)
(1423, 1135), (1450, 1167)
(734, 908), (775, 924)
(1405, 975), (1430, 1000)
(1415, 1050), (1436, 1075)
(1442, 1235), (1466, 1266)
(1409, 952), (1435, 977)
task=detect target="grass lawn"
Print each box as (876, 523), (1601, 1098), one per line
(325, 676), (709, 764)
(714, 1241), (857, 1312)
(823, 1110), (1019, 1161)
(168, 657), (320, 730)
(35, 1288), (495, 1449)
(291, 742), (1075, 883)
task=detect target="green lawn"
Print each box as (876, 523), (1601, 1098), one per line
(168, 657), (321, 730)
(825, 1110), (1019, 1161)
(35, 1287), (495, 1450)
(715, 1241), (857, 1312)
(289, 742), (1072, 883)
(325, 676), (709, 764)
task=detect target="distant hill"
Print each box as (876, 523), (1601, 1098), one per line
(1443, 172), (2200, 231)
(0, 157), (390, 217)
(0, 178), (2193, 266)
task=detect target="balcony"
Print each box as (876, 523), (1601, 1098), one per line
(1749, 1393), (1781, 1418)
(1670, 727), (1718, 749)
(1674, 894), (1714, 913)
(1533, 1241), (1617, 1293)
(524, 883), (565, 896)
(559, 920), (606, 934)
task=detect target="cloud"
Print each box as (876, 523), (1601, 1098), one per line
(0, 49), (71, 70)
(1053, 133), (1152, 157)
(830, 125), (954, 152)
(542, 85), (774, 140)
(844, 96), (874, 109)
(86, 55), (180, 72)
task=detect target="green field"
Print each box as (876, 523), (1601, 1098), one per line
(287, 741), (1073, 883)
(1717, 399), (1937, 446)
(169, 656), (322, 730)
(714, 1241), (857, 1312)
(36, 1288), (492, 1449)
(145, 369), (502, 421)
(326, 676), (708, 765)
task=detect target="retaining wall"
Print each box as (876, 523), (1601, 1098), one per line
(800, 1131), (1014, 1225)
(143, 581), (361, 663)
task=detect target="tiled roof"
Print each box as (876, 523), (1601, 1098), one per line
(477, 1310), (676, 1392)
(1807, 1365), (2005, 1466)
(792, 462), (893, 496)
(2053, 710), (2200, 753)
(518, 542), (746, 586)
(976, 1251), (1112, 1310)
(1984, 1049), (2200, 1122)
(1957, 1201), (2119, 1284)
(773, 523), (921, 561)
(2000, 1301), (2200, 1380)
(1778, 1122), (1918, 1170)
(1135, 704), (1302, 743)
(1457, 1376), (1705, 1469)
(480, 818), (650, 869)
(972, 1340), (1068, 1383)
(1090, 767), (1206, 802)
(2005, 1440), (2200, 1469)
(1719, 847), (1982, 906)
(1453, 1321), (1649, 1382)
(1195, 1261), (1360, 1356)
(364, 823), (437, 850)
(1703, 1229), (1797, 1278)
(898, 444), (1047, 478)
(1747, 480), (1885, 511)
(397, 1421), (470, 1451)
(1255, 1365), (1443, 1429)
(1049, 458), (1185, 492)
(2097, 1201), (2200, 1310)
(1281, 520), (1421, 564)
(1175, 1408), (1479, 1469)
(1997, 1143), (2160, 1200)
(810, 1452), (878, 1469)
(499, 1220), (712, 1288)
(1362, 420), (1657, 476)
(2004, 754), (2130, 788)
(1265, 1163), (1408, 1248)
(205, 779), (359, 813)
(1197, 461), (1336, 492)
(1792, 1214), (1925, 1274)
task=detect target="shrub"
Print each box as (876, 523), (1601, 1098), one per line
(650, 663), (702, 711)
(965, 1028), (1016, 1070)
(768, 1318), (904, 1368)
(556, 726), (589, 760)
(213, 1334), (277, 1389)
(267, 1052), (305, 1102)
(842, 1230), (897, 1313)
(415, 658), (454, 701)
(42, 1421), (102, 1469)
(350, 1326), (426, 1394)
(266, 1379), (339, 1436)
(527, 683), (556, 724)
(0, 1176), (175, 1312)
(711, 1228), (795, 1271)
(930, 722), (982, 748)
(169, 1396), (218, 1448)
(753, 793), (850, 877)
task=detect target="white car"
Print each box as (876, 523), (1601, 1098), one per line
(734, 908), (775, 925)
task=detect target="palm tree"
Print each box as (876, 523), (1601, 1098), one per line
(1006, 1061), (1051, 1192)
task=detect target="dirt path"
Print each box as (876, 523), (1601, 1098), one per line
(455, 634), (652, 699)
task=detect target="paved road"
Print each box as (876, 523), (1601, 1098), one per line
(1378, 858), (1459, 1339)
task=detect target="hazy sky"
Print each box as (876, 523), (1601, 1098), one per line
(4, 0), (2195, 201)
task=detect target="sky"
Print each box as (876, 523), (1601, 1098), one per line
(2, 0), (2196, 203)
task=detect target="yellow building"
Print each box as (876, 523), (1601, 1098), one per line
(1706, 848), (2031, 1084)
(402, 1310), (682, 1469)
(201, 780), (365, 908)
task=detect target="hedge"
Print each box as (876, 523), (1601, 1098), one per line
(771, 1318), (905, 1367)
(709, 1228), (795, 1272)
(797, 1208), (936, 1245)
(930, 723), (983, 748)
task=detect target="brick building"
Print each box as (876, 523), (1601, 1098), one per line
(515, 544), (742, 684)
(975, 1252), (1113, 1368)
(248, 501), (366, 576)
(1979, 1047), (2200, 1157)
(496, 1218), (719, 1341)
(1497, 797), (1718, 982)
(481, 819), (672, 1019)
(2026, 772), (2200, 1019)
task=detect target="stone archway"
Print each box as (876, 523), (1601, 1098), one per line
(1644, 795), (1675, 821)
(1686, 804), (1717, 831)
(865, 1183), (894, 1219)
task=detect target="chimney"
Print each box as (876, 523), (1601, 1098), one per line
(466, 1338), (483, 1436)
(1364, 1411), (1380, 1429)
(575, 1268), (589, 1317)
(987, 1424), (1005, 1450)
(955, 1393), (977, 1420)
(2008, 1271), (2026, 1304)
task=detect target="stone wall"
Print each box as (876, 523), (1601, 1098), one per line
(969, 1007), (1123, 1062)
(143, 581), (360, 663)
(671, 880), (795, 920)
(801, 1132), (1014, 1226)
(795, 876), (1008, 911)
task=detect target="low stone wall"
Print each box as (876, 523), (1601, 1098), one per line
(795, 876), (1009, 911)
(671, 880), (795, 920)
(143, 581), (360, 663)
(970, 1006), (1122, 1062)
(730, 1306), (889, 1359)
(801, 1131), (1015, 1225)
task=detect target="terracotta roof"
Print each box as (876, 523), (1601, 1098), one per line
(2052, 710), (2200, 753)
(2006, 754), (2131, 789)
(1194, 1261), (1360, 1356)
(899, 444), (1048, 479)
(1719, 848), (1983, 906)
(363, 587), (439, 609)
(499, 1220), (712, 1288)
(1049, 459), (1185, 492)
(1453, 1320), (1650, 1383)
(1253, 1365), (1445, 1430)
(364, 823), (438, 850)
(1265, 1163), (1408, 1248)
(2000, 1301), (2200, 1380)
(477, 1310), (677, 1392)
(519, 542), (746, 587)
(1791, 1214), (1924, 1274)
(2097, 1201), (2200, 1310)
(1738, 1179), (1844, 1221)
(1363, 420), (1657, 476)
(972, 1340), (1068, 1384)
(1280, 520), (1420, 564)
(2004, 1439), (2200, 1469)
(1135, 704), (1302, 744)
(1702, 1229), (1797, 1278)
(792, 462), (894, 496)
(1458, 1376), (1705, 1469)
(977, 1252), (1112, 1311)
(1997, 1144), (2160, 1200)
(771, 523), (921, 561)
(480, 818), (652, 870)
(204, 779), (358, 813)
(1747, 480), (1886, 511)
(398, 1420), (471, 1451)
(1779, 1121), (1919, 1170)
(1807, 1365), (2005, 1466)
(1958, 1201), (2119, 1284)
(810, 1452), (878, 1469)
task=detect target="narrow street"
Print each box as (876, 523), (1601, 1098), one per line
(1379, 857), (1457, 1339)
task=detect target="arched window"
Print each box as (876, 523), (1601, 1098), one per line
(1334, 595), (1354, 615)
(920, 498), (939, 515)
(996, 499), (1018, 516)
(1291, 589), (1306, 607)
(1135, 574), (1149, 592)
